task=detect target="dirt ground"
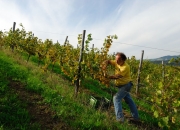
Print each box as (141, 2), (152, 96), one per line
(9, 80), (72, 130)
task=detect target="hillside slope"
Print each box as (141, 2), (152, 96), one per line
(1, 48), (152, 130)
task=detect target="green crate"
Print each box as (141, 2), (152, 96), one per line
(90, 96), (101, 108)
(90, 96), (97, 108)
(90, 96), (111, 110)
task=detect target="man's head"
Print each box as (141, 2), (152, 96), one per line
(115, 52), (127, 64)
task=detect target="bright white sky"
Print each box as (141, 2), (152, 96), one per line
(0, 0), (180, 59)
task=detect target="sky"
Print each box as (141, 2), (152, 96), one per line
(0, 0), (180, 59)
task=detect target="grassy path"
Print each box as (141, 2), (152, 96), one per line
(0, 49), (72, 129)
(9, 79), (70, 130)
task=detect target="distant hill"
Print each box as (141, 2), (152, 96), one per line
(149, 55), (180, 65)
(150, 55), (180, 61)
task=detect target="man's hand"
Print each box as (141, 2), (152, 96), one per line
(102, 60), (109, 70)
(109, 74), (123, 79)
(102, 65), (107, 70)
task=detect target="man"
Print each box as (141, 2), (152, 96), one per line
(102, 52), (139, 123)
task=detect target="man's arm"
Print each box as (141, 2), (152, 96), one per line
(102, 60), (121, 79)
(109, 74), (123, 79)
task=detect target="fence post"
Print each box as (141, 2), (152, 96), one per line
(162, 60), (165, 82)
(136, 50), (144, 95)
(64, 36), (68, 46)
(75, 30), (86, 97)
(92, 44), (94, 49)
(12, 22), (16, 51)
(13, 22), (16, 32)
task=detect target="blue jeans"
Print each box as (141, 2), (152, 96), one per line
(113, 82), (139, 121)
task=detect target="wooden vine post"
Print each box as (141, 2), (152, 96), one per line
(91, 44), (95, 78)
(13, 22), (16, 32)
(75, 30), (86, 96)
(91, 44), (94, 58)
(12, 22), (16, 51)
(136, 50), (144, 95)
(162, 60), (165, 83)
(92, 44), (94, 49)
(91, 44), (95, 57)
(64, 36), (68, 46)
(60, 36), (68, 66)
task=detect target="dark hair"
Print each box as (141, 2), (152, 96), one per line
(116, 52), (127, 61)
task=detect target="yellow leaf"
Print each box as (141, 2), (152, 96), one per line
(174, 108), (177, 113)
(172, 117), (175, 123)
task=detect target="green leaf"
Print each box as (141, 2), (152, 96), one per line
(162, 116), (169, 126)
(154, 111), (159, 118)
(158, 82), (163, 89)
(158, 122), (163, 128)
(157, 90), (162, 95)
(173, 108), (177, 113)
(178, 101), (180, 106)
(114, 34), (118, 39)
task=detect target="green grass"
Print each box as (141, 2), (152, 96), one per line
(0, 52), (40, 130)
(0, 48), (164, 129)
(27, 50), (161, 126)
